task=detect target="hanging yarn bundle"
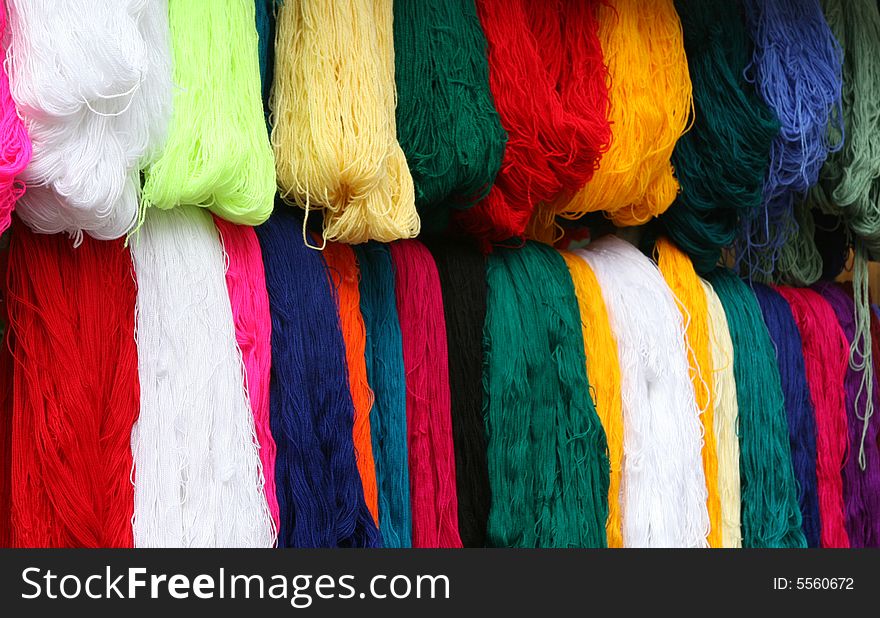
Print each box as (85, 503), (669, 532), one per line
(814, 282), (880, 547)
(142, 0), (273, 226)
(580, 236), (706, 548)
(705, 269), (805, 548)
(5, 227), (139, 547)
(130, 207), (273, 548)
(256, 208), (380, 548)
(272, 0), (418, 244)
(255, 0), (276, 125)
(0, 7), (30, 235)
(776, 286), (849, 547)
(661, 0), (778, 274)
(700, 279), (743, 548)
(213, 217), (279, 535)
(424, 239), (491, 548)
(354, 242), (411, 548)
(655, 237), (722, 548)
(752, 284), (821, 548)
(560, 251), (624, 548)
(393, 0), (506, 231)
(551, 0), (691, 230)
(484, 241), (608, 547)
(322, 241), (380, 525)
(390, 240), (461, 548)
(738, 0), (843, 274)
(0, 301), (12, 549)
(454, 0), (609, 244)
(7, 0), (171, 240)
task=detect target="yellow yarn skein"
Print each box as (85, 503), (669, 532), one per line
(272, 0), (419, 244)
(561, 250), (624, 548)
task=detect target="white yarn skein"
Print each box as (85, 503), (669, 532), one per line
(577, 236), (709, 548)
(130, 206), (274, 548)
(6, 0), (171, 241)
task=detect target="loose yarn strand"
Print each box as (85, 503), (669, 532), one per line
(484, 242), (608, 547)
(700, 279), (743, 548)
(354, 242), (411, 548)
(561, 251), (624, 548)
(272, 0), (419, 243)
(130, 206), (274, 548)
(705, 269), (806, 548)
(579, 236), (706, 547)
(655, 237), (722, 548)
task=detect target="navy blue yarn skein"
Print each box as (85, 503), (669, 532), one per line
(256, 207), (381, 548)
(752, 283), (822, 547)
(353, 242), (412, 548)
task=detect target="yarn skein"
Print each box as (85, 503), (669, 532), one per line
(272, 0), (419, 244)
(7, 0), (172, 240)
(484, 241), (608, 547)
(661, 0), (778, 274)
(655, 236), (723, 548)
(213, 217), (279, 536)
(738, 0), (843, 272)
(322, 241), (380, 525)
(142, 0), (274, 226)
(6, 227), (139, 547)
(455, 0), (609, 244)
(776, 286), (850, 548)
(554, 0), (691, 229)
(580, 236), (707, 547)
(814, 282), (880, 547)
(0, 306), (12, 548)
(0, 7), (30, 235)
(701, 279), (743, 548)
(255, 0), (276, 126)
(424, 239), (491, 548)
(393, 0), (506, 229)
(130, 206), (273, 548)
(354, 242), (411, 548)
(256, 208), (380, 548)
(705, 269), (806, 548)
(390, 240), (461, 548)
(752, 284), (822, 548)
(561, 251), (624, 548)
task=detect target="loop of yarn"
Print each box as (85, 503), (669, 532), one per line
(484, 241), (608, 547)
(130, 206), (274, 548)
(256, 208), (380, 548)
(272, 0), (419, 244)
(390, 240), (461, 548)
(752, 283), (821, 547)
(454, 0), (609, 245)
(6, 226), (139, 547)
(700, 279), (743, 548)
(393, 0), (506, 230)
(142, 0), (273, 227)
(555, 0), (691, 229)
(738, 0), (843, 274)
(353, 242), (412, 548)
(213, 217), (279, 537)
(776, 286), (849, 547)
(580, 236), (707, 547)
(661, 0), (778, 274)
(0, 7), (30, 234)
(655, 236), (722, 547)
(561, 250), (624, 548)
(705, 269), (806, 548)
(813, 281), (880, 547)
(424, 239), (491, 548)
(7, 0), (171, 240)
(322, 241), (380, 525)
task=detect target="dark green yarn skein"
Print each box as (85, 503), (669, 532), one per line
(661, 0), (778, 274)
(393, 0), (507, 233)
(483, 241), (608, 548)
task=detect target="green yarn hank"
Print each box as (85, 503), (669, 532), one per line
(483, 241), (608, 548)
(706, 268), (806, 548)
